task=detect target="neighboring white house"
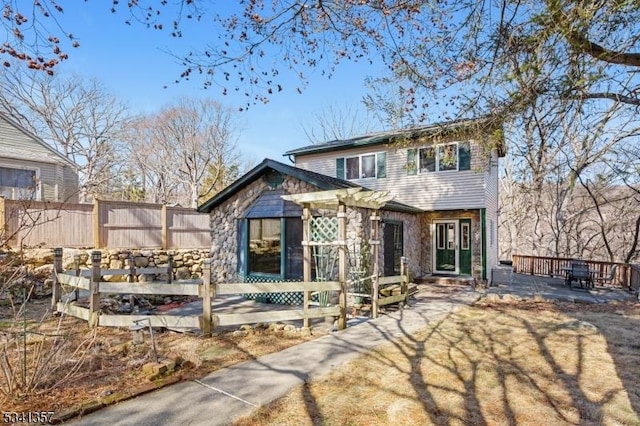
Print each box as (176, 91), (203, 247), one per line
(199, 117), (504, 285)
(0, 112), (79, 202)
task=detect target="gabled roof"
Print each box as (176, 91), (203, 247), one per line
(197, 158), (422, 214)
(284, 116), (504, 157)
(0, 112), (78, 168)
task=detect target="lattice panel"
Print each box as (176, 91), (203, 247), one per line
(242, 276), (303, 305)
(310, 216), (338, 243)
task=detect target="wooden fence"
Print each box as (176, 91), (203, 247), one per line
(1, 198), (209, 249)
(512, 254), (636, 289)
(51, 249), (411, 335)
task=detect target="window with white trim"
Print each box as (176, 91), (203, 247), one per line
(336, 152), (386, 180)
(0, 166), (39, 200)
(420, 142), (458, 172)
(407, 141), (471, 175)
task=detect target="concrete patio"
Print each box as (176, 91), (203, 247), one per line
(490, 265), (638, 304)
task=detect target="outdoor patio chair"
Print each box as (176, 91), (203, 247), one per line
(594, 264), (617, 287)
(567, 260), (593, 290)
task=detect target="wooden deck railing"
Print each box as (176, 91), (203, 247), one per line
(630, 264), (640, 293)
(512, 254), (636, 289)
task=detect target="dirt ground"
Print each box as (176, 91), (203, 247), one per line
(0, 296), (331, 415)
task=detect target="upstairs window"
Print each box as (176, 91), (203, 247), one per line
(407, 141), (471, 175)
(336, 152), (386, 180)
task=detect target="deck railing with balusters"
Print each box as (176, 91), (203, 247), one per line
(512, 254), (636, 290)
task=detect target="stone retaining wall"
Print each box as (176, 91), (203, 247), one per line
(21, 248), (211, 281)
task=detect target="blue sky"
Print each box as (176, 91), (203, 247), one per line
(52, 3), (379, 165)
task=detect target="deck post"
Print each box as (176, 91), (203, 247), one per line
(201, 259), (212, 337)
(401, 256), (408, 307)
(89, 250), (102, 327)
(302, 204), (312, 329)
(51, 248), (63, 310)
(337, 202), (347, 330)
(370, 211), (381, 319)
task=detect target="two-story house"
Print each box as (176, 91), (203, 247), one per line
(0, 112), (79, 202)
(198, 117), (504, 287)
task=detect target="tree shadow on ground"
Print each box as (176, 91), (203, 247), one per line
(358, 298), (639, 425)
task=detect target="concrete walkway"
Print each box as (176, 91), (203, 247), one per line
(66, 286), (480, 426)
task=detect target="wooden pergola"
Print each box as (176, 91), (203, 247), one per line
(282, 188), (394, 329)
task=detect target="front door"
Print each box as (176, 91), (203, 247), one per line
(434, 221), (457, 273)
(459, 219), (472, 275)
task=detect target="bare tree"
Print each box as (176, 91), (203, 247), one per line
(499, 88), (640, 262)
(0, 66), (131, 202)
(302, 102), (377, 144)
(125, 98), (241, 208)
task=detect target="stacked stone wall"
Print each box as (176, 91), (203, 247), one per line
(20, 248), (210, 281)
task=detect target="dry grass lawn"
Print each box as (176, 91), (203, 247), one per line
(235, 300), (640, 426)
(0, 298), (328, 414)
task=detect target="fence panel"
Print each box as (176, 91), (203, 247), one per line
(166, 206), (210, 249)
(4, 199), (93, 247)
(1, 197), (210, 249)
(99, 200), (163, 248)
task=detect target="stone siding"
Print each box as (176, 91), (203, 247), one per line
(207, 174), (423, 284)
(208, 175), (324, 283)
(381, 210), (422, 277)
(420, 210), (482, 280)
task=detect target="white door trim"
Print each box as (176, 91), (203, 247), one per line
(432, 219), (459, 274)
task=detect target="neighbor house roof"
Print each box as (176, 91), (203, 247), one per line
(0, 112), (78, 168)
(284, 116), (505, 157)
(197, 158), (422, 214)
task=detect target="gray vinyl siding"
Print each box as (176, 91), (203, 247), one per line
(484, 149), (500, 280)
(62, 165), (80, 202)
(0, 115), (79, 202)
(294, 140), (490, 211)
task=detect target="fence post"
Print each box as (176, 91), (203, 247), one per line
(167, 254), (173, 284)
(401, 257), (408, 307)
(73, 254), (81, 301)
(51, 247), (63, 310)
(201, 259), (212, 337)
(92, 198), (101, 248)
(89, 250), (101, 327)
(127, 254), (136, 283)
(161, 204), (168, 250)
